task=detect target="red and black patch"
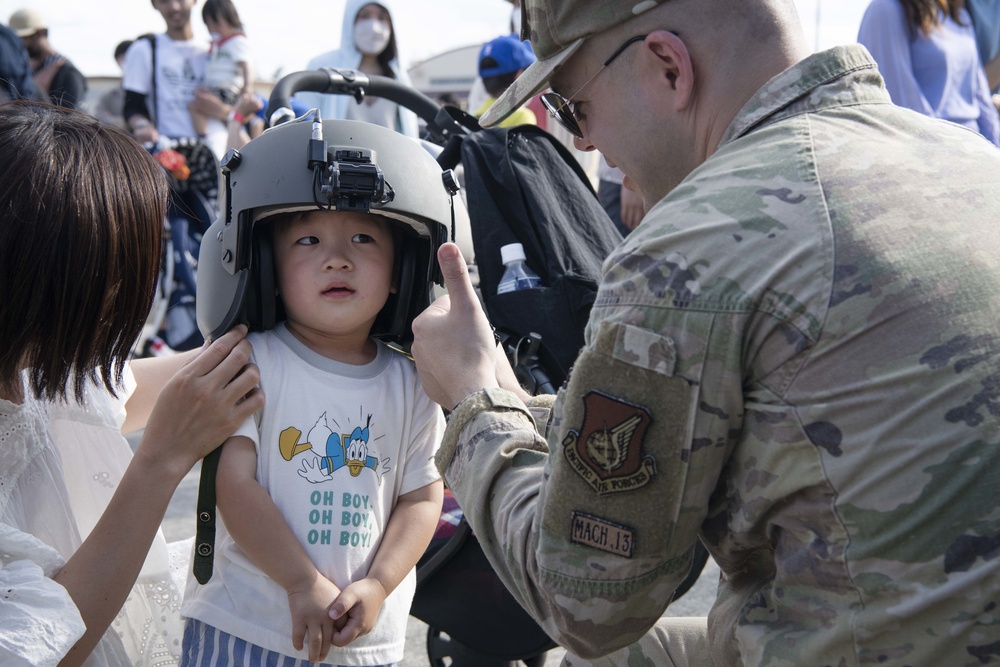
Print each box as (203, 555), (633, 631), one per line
(562, 390), (656, 494)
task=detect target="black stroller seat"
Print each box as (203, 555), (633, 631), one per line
(411, 490), (557, 667)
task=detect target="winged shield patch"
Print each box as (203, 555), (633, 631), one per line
(562, 391), (656, 494)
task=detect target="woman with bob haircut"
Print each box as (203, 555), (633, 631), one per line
(0, 101), (263, 667)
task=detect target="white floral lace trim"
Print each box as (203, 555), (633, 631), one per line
(111, 574), (184, 666)
(0, 397), (49, 518)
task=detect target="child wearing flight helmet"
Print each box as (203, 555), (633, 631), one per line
(180, 115), (451, 665)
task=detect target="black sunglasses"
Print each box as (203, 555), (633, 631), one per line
(541, 35), (648, 139)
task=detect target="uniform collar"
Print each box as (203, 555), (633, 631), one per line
(720, 45), (890, 148)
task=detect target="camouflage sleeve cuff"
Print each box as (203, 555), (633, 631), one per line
(525, 394), (556, 410)
(435, 388), (534, 474)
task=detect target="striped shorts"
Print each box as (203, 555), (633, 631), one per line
(180, 618), (397, 667)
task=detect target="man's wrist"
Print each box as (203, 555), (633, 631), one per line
(450, 391), (479, 414)
(436, 387), (534, 475)
(227, 109), (246, 124)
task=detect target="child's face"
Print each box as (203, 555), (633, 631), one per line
(204, 15), (221, 35)
(273, 210), (395, 348)
(203, 14), (234, 37)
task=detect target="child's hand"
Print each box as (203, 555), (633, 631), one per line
(329, 577), (388, 647)
(287, 574), (342, 663)
(234, 92), (264, 117)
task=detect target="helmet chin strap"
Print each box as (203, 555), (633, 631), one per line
(442, 169), (461, 251)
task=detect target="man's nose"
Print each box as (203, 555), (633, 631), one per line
(573, 133), (596, 152)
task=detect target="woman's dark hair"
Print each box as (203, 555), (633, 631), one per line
(900, 0), (965, 36)
(0, 102), (168, 401)
(203, 0), (244, 32)
(376, 25), (398, 79)
(355, 3), (398, 79)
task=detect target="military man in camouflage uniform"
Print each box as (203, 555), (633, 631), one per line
(410, 0), (1000, 665)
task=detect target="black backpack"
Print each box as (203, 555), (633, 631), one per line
(438, 120), (622, 390)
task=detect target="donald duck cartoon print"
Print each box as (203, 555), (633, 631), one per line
(279, 411), (391, 484)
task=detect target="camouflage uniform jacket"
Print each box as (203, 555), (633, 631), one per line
(437, 45), (1000, 666)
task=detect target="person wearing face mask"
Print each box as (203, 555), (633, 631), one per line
(295, 0), (418, 138)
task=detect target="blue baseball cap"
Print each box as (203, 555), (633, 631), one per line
(479, 34), (537, 78)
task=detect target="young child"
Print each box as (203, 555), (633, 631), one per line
(180, 115), (450, 665)
(190, 0), (254, 139)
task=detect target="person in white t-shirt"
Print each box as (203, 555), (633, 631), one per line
(181, 117), (449, 666)
(190, 0), (254, 140)
(122, 0), (235, 352)
(123, 0), (230, 160)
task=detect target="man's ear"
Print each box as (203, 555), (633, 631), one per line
(644, 30), (694, 111)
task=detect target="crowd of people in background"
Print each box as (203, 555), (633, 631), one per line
(4, 0), (1000, 152)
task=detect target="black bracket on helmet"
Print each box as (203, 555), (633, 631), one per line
(312, 148), (387, 213)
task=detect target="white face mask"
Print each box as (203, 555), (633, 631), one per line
(354, 18), (391, 55)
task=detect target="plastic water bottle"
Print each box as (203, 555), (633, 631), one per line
(497, 243), (542, 294)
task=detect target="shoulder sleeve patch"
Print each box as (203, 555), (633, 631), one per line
(562, 390), (656, 495)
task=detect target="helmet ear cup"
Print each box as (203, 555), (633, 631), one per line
(374, 234), (418, 342)
(247, 222), (278, 332)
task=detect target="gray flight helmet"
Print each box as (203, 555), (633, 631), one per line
(197, 117), (458, 344)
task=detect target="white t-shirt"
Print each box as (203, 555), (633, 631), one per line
(203, 34), (253, 101)
(182, 324), (444, 665)
(122, 34), (228, 160)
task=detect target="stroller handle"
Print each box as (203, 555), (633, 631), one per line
(266, 68), (468, 145)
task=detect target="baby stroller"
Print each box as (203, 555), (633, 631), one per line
(137, 137), (219, 356)
(194, 69), (708, 666)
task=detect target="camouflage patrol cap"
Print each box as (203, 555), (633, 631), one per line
(480, 0), (665, 127)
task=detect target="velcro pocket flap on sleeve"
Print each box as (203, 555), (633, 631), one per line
(613, 322), (678, 376)
(537, 321), (695, 586)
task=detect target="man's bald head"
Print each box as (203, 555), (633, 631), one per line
(540, 0), (809, 206)
(482, 0), (807, 128)
(572, 0), (807, 104)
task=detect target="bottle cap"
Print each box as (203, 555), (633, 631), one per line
(500, 242), (526, 265)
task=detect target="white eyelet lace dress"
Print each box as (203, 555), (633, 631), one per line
(0, 368), (185, 666)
